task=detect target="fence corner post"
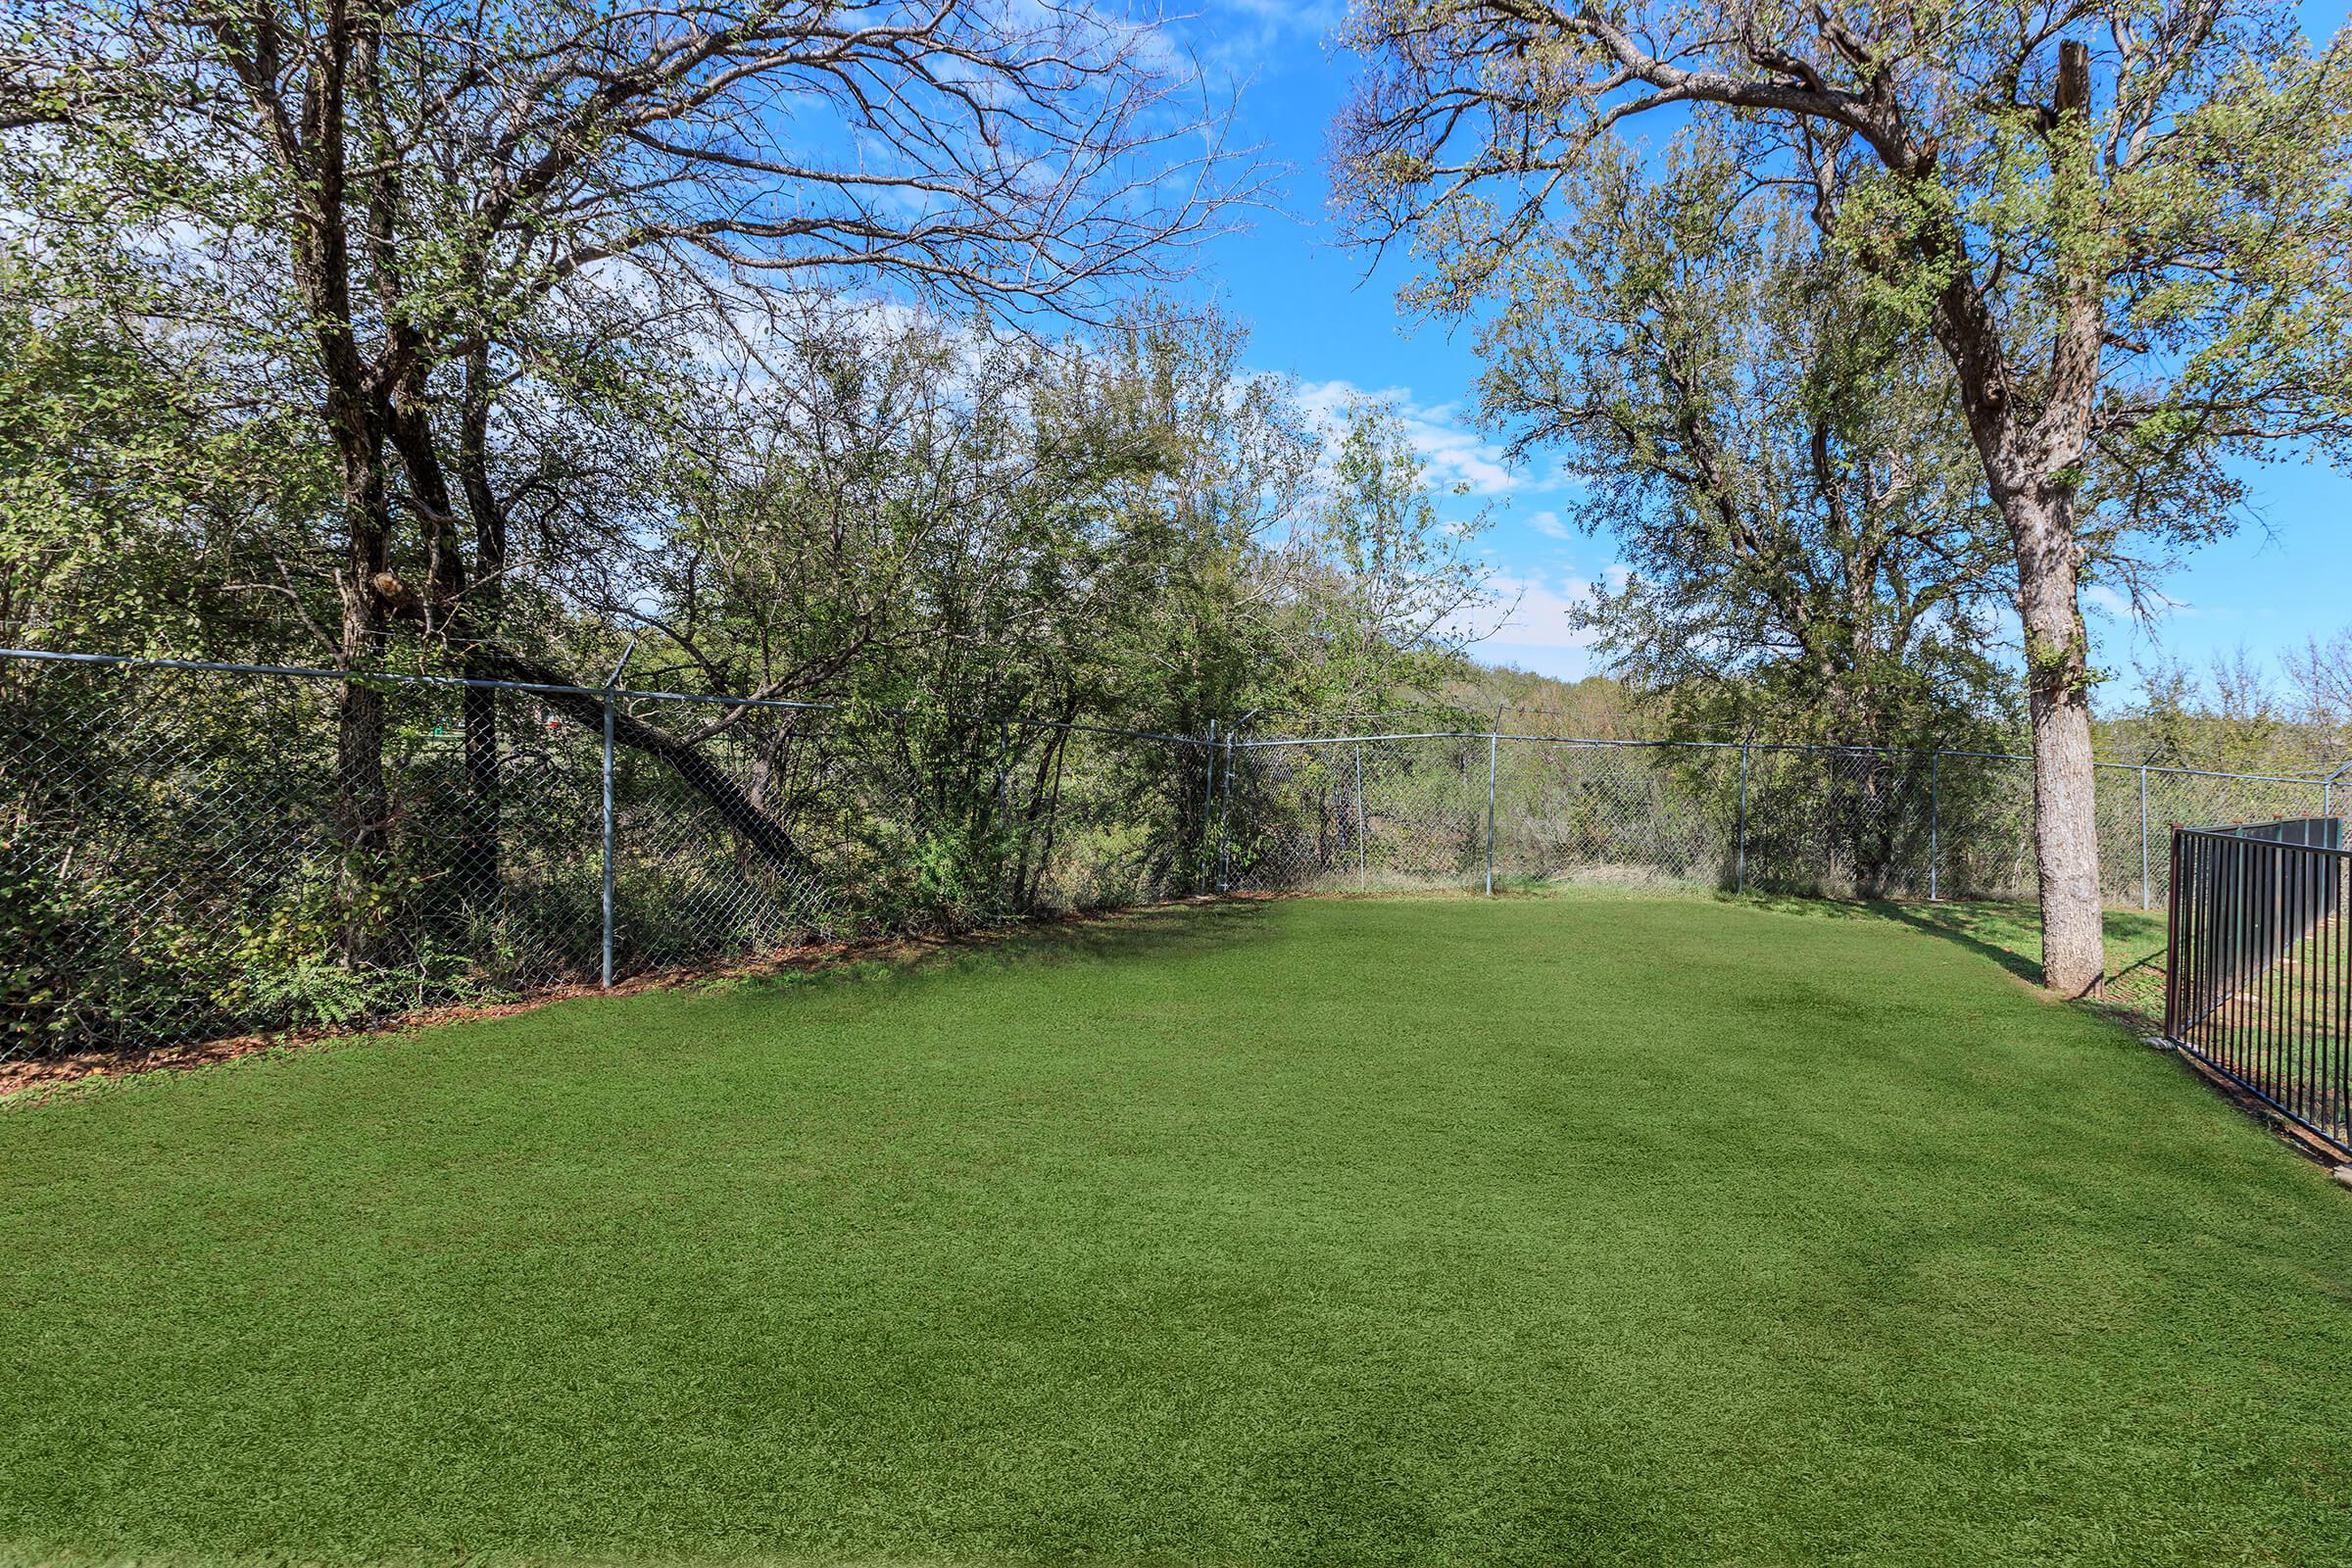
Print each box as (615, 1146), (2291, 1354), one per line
(1929, 750), (1940, 903)
(1200, 718), (1217, 894)
(1354, 740), (1368, 889)
(1485, 725), (1498, 897)
(597, 634), (636, 991)
(1217, 725), (1237, 893)
(2162, 826), (2182, 1037)
(1737, 742), (1750, 896)
(600, 689), (615, 989)
(2139, 763), (2152, 911)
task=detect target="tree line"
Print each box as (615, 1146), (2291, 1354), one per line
(1, 1), (1500, 979)
(7, 0), (2352, 1003)
(1334, 0), (2352, 991)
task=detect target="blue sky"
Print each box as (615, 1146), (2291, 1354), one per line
(1174, 1), (2352, 707)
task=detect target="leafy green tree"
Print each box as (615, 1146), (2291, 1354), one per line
(1280, 400), (1498, 719)
(6, 0), (1247, 951)
(1334, 0), (2352, 992)
(0, 263), (333, 659)
(623, 304), (1490, 905)
(1471, 145), (2015, 756)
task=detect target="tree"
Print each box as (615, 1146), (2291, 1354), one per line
(0, 257), (337, 660)
(2109, 651), (2299, 773)
(6, 0), (1247, 951)
(1471, 143), (2015, 755)
(1280, 399), (1498, 718)
(2289, 631), (2352, 768)
(1333, 0), (2352, 992)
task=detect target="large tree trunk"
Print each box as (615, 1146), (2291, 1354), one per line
(457, 348), (506, 907)
(332, 448), (393, 965)
(276, 0), (398, 966)
(2011, 485), (2104, 996)
(384, 377), (503, 913)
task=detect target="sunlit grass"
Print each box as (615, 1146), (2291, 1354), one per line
(4, 896), (2348, 1566)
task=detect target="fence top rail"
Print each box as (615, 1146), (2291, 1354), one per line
(2102, 759), (2335, 786)
(0, 646), (1209, 750)
(2177, 823), (2352, 860)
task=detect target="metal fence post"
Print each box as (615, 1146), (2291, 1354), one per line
(1485, 728), (1498, 896)
(600, 691), (615, 988)
(597, 634), (636, 990)
(1737, 742), (1749, 895)
(1217, 727), (1236, 893)
(1929, 751), (1941, 902)
(1354, 741), (1368, 889)
(2139, 763), (2152, 910)
(1200, 719), (1217, 893)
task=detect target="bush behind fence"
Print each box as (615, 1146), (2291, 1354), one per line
(1, 654), (1213, 1061)
(1221, 732), (2340, 910)
(4, 649), (2344, 1063)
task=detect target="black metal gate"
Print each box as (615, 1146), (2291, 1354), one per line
(2164, 820), (2350, 1156)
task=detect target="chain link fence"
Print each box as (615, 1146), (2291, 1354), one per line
(1221, 732), (2342, 906)
(1, 651), (1213, 1065)
(7, 646), (2347, 1069)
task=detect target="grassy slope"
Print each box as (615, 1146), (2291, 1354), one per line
(3, 897), (2349, 1568)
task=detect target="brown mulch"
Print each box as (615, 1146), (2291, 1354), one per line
(0, 899), (1233, 1106)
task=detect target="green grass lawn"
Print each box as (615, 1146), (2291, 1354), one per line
(5, 896), (2351, 1567)
(1749, 894), (2175, 1018)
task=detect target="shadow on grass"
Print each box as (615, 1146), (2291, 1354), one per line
(1721, 890), (2167, 996)
(1876, 900), (2047, 986)
(715, 898), (1276, 1001)
(4, 900), (1278, 1107)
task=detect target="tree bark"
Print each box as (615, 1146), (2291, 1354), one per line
(2011, 38), (2106, 997)
(457, 347), (506, 906)
(2010, 484), (2104, 996)
(332, 462), (392, 965)
(383, 370), (504, 912)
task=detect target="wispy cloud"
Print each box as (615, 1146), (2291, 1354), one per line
(1452, 570), (1600, 651)
(1180, 0), (1346, 67)
(1292, 376), (1528, 498)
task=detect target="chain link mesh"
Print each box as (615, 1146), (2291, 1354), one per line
(6, 652), (2343, 1069)
(0, 658), (1213, 1064)
(1228, 733), (2341, 1026)
(1229, 737), (2334, 906)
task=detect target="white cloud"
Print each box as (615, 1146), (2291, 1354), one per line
(1527, 509), (1570, 540)
(2083, 584), (2132, 619)
(1451, 570), (1601, 652)
(1175, 0), (1346, 69)
(1469, 643), (1600, 681)
(1461, 572), (1603, 682)
(1292, 376), (1525, 498)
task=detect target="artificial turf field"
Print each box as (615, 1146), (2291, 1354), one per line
(4, 896), (2351, 1567)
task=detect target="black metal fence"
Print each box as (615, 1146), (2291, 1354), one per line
(2164, 821), (2351, 1157)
